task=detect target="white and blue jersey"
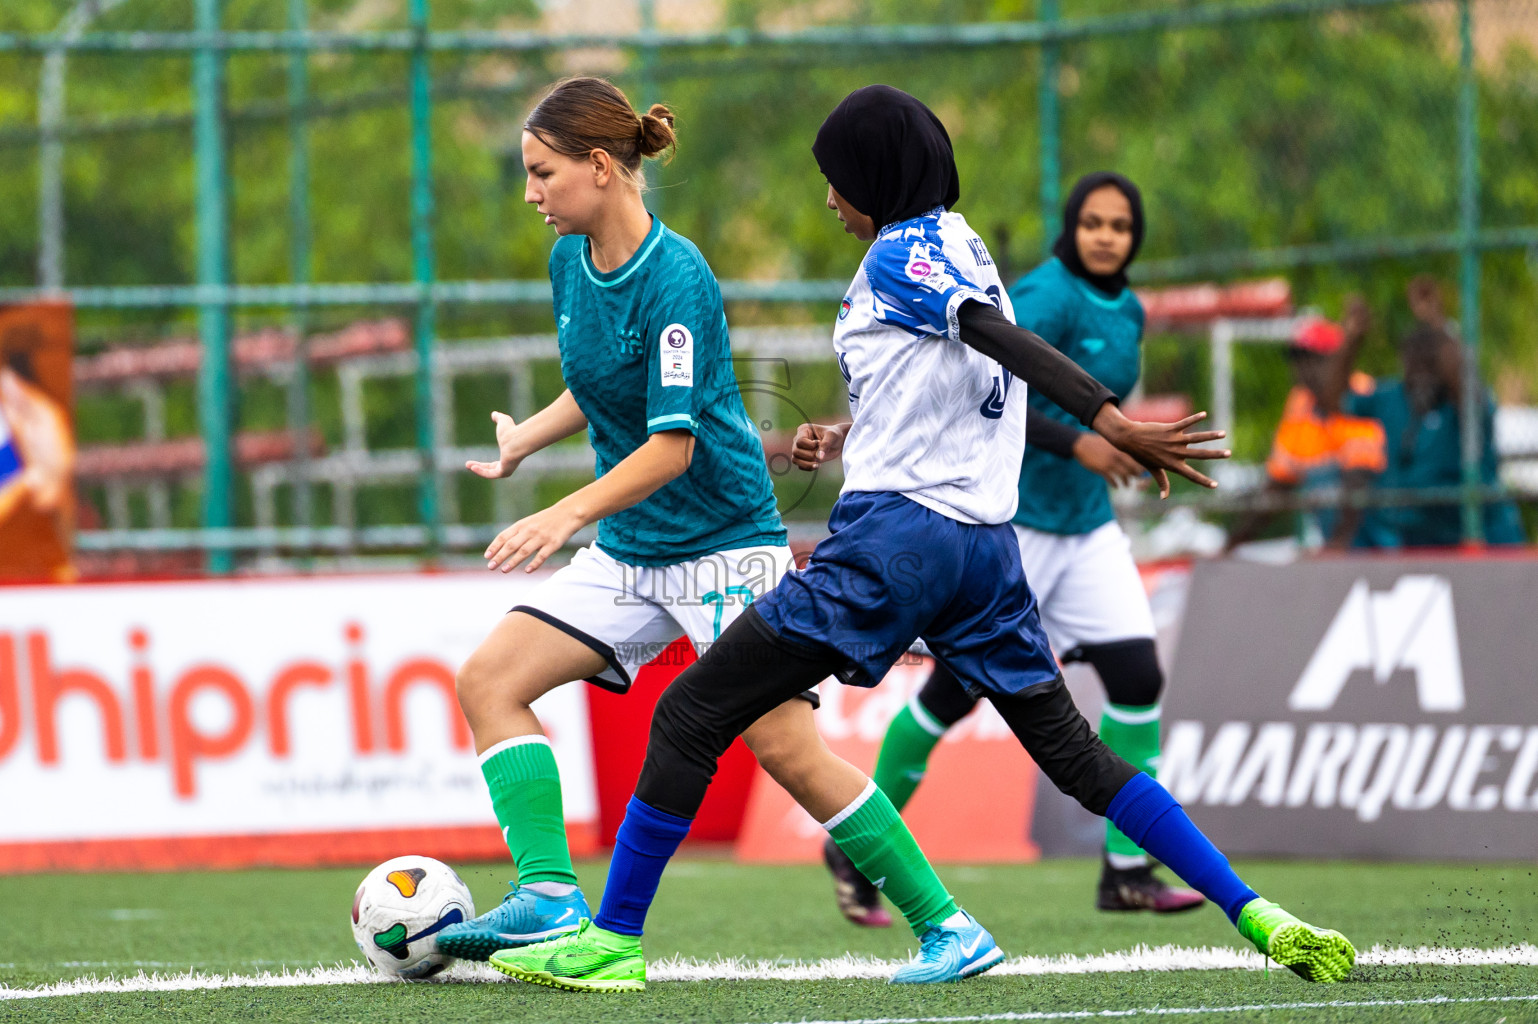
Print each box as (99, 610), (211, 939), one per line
(756, 208), (1058, 696)
(834, 208), (1026, 525)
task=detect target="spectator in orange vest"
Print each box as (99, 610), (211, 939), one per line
(1226, 296), (1387, 551)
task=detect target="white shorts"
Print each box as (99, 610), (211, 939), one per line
(1013, 520), (1156, 654)
(513, 543), (799, 694)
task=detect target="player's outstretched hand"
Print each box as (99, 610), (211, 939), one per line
(465, 410), (525, 479)
(792, 422), (850, 471)
(485, 504), (583, 574)
(1090, 405), (1229, 499)
(1072, 433), (1146, 488)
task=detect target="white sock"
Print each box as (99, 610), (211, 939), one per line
(523, 881), (578, 897)
(1107, 851), (1150, 870)
(939, 910), (969, 928)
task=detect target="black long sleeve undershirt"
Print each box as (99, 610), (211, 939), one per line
(1025, 405), (1083, 459)
(956, 299), (1115, 428)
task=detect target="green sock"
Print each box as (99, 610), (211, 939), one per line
(1099, 702), (1162, 861)
(480, 736), (577, 886)
(873, 698), (947, 813)
(827, 782), (958, 935)
(873, 698), (941, 811)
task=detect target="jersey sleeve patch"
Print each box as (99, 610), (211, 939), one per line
(866, 232), (990, 342)
(660, 322), (694, 387)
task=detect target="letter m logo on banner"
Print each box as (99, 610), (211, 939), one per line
(1289, 576), (1465, 713)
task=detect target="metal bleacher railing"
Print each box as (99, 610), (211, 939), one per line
(2, 0), (1534, 572)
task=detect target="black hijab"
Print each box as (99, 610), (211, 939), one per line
(1052, 171), (1145, 295)
(812, 85), (961, 232)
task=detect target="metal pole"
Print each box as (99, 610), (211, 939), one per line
(1457, 0), (1483, 544)
(38, 46), (65, 291)
(1211, 320), (1235, 452)
(194, 0), (235, 573)
(639, 0), (661, 216)
(409, 0), (442, 554)
(1038, 0), (1061, 259)
(287, 0), (314, 536)
(37, 0), (134, 290)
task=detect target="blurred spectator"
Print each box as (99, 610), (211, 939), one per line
(1345, 279), (1526, 547)
(1225, 296), (1386, 551)
(0, 330), (76, 582)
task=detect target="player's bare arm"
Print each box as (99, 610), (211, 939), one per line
(464, 388), (588, 479)
(792, 420), (852, 470)
(483, 428), (694, 573)
(955, 299), (1228, 498)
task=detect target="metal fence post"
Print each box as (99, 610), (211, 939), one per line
(194, 0), (234, 573)
(639, 0), (661, 216)
(1457, 0), (1483, 544)
(1038, 0), (1061, 258)
(409, 0), (442, 554)
(287, 0), (314, 539)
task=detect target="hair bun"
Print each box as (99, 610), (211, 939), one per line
(638, 103), (677, 162)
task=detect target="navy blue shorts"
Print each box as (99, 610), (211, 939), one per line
(755, 491), (1061, 696)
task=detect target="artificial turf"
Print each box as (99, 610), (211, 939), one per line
(3, 857), (1536, 1023)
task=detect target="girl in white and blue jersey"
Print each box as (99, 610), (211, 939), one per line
(496, 86), (1354, 992)
(435, 77), (877, 964)
(837, 172), (1206, 926)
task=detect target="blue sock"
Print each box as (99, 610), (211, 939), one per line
(1105, 773), (1259, 923)
(593, 796), (693, 937)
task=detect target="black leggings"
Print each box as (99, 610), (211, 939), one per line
(918, 636), (1164, 729)
(636, 608), (1135, 820)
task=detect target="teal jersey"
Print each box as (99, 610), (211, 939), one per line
(1011, 259), (1144, 536)
(1347, 379), (1525, 547)
(549, 215), (786, 566)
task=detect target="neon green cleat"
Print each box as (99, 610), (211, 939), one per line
(488, 918), (646, 993)
(1236, 898), (1356, 983)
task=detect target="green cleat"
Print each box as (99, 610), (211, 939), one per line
(488, 918), (646, 993)
(1236, 897), (1356, 983)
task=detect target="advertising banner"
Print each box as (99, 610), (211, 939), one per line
(735, 656), (1040, 863)
(1163, 556), (1538, 860)
(0, 302), (75, 583)
(0, 574), (596, 872)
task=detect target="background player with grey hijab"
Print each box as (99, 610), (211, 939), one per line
(822, 171), (1204, 927)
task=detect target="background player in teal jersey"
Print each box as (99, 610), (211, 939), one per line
(827, 171), (1205, 926)
(436, 77), (888, 961)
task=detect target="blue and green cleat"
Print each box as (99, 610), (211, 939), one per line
(1236, 897), (1356, 983)
(889, 910), (1005, 984)
(489, 918), (646, 992)
(435, 884), (589, 963)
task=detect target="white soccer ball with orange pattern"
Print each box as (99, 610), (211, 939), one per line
(350, 855), (475, 979)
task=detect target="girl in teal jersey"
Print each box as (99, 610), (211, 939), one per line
(833, 172), (1205, 924)
(437, 77), (879, 961)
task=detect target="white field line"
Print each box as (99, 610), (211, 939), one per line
(2, 943), (1537, 1001)
(755, 995), (1538, 1024)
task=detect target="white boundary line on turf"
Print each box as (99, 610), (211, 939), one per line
(753, 995), (1538, 1024)
(3, 943), (1538, 1000)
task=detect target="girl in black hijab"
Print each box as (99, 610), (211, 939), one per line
(1052, 170), (1145, 294)
(860, 165), (1212, 923)
(811, 84), (960, 232)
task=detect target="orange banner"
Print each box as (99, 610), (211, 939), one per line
(736, 657), (1040, 863)
(0, 302), (75, 583)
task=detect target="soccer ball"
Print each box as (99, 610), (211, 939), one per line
(350, 855), (475, 980)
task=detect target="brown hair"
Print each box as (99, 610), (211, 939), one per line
(524, 77), (676, 191)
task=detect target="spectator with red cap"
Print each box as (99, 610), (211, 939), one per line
(1226, 296), (1387, 551)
